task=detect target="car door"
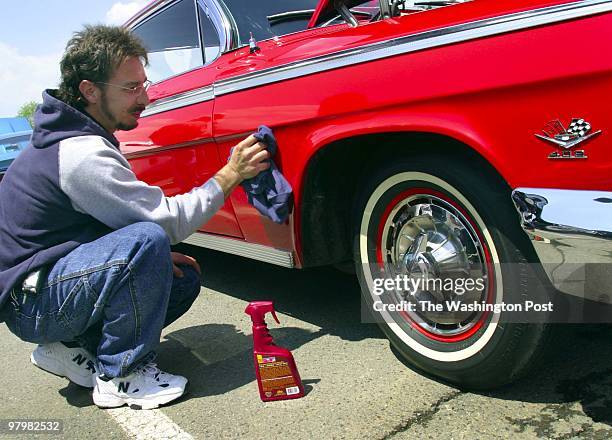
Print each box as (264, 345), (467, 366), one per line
(211, 0), (323, 251)
(118, 0), (243, 238)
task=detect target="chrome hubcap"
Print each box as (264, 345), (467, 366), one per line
(380, 194), (489, 336)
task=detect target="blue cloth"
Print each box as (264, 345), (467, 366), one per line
(0, 222), (201, 378)
(233, 126), (293, 223)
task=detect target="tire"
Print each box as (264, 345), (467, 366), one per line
(353, 154), (551, 390)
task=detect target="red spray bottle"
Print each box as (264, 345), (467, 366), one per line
(245, 301), (305, 401)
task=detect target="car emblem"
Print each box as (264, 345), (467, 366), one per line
(535, 118), (601, 159)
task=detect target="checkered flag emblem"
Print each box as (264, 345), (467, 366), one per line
(567, 118), (591, 137)
(536, 117), (600, 155)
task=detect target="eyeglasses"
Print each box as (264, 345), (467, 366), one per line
(95, 80), (152, 95)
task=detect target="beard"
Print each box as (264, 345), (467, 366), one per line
(100, 91), (144, 131)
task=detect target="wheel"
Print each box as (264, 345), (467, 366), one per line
(354, 154), (550, 390)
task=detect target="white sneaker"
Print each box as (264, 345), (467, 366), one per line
(93, 363), (187, 410)
(30, 342), (97, 388)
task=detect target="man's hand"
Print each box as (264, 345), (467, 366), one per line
(171, 251), (201, 278)
(214, 135), (271, 197)
(228, 134), (271, 180)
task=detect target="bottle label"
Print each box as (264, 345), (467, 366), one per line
(257, 355), (299, 398)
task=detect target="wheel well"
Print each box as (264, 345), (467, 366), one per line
(299, 131), (511, 267)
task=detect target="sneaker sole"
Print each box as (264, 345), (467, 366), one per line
(93, 387), (186, 410)
(30, 351), (95, 388)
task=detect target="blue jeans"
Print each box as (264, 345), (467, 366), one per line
(2, 222), (201, 378)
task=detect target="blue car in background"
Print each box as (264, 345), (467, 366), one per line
(0, 117), (32, 181)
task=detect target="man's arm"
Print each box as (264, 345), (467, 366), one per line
(58, 134), (269, 244)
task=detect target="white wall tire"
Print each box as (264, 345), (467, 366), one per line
(354, 156), (551, 389)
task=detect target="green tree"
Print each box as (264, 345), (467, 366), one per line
(17, 101), (39, 127)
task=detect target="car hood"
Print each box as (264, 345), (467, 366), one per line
(308, 0), (364, 28)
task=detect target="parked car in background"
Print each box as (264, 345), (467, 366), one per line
(0, 117), (32, 182)
(118, 0), (612, 389)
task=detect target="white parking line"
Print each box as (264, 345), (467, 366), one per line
(107, 407), (193, 440)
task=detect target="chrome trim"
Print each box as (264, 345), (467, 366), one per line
(124, 0), (176, 29)
(379, 0), (393, 19)
(380, 193), (489, 335)
(129, 0), (211, 87)
(182, 232), (295, 268)
(142, 85), (214, 117)
(122, 138), (214, 159)
(267, 10), (316, 22)
(212, 0), (240, 50)
(196, 0), (227, 59)
(193, 0), (205, 63)
(536, 131), (601, 149)
(214, 0), (612, 96)
(512, 188), (612, 302)
(337, 2), (359, 27)
(197, 0), (229, 52)
(512, 188), (612, 236)
(125, 0), (235, 51)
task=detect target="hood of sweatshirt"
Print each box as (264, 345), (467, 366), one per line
(31, 90), (119, 150)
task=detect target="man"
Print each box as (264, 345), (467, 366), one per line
(0, 25), (269, 409)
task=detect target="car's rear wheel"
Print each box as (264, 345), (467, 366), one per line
(354, 155), (550, 389)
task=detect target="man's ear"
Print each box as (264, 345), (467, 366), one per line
(78, 80), (100, 105)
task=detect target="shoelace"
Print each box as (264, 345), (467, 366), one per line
(136, 362), (162, 379)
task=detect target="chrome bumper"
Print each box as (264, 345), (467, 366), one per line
(512, 188), (612, 303)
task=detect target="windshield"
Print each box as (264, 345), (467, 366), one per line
(221, 0), (463, 45)
(221, 0), (320, 43)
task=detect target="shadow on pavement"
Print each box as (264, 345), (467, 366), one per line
(174, 245), (612, 430)
(57, 322), (324, 407)
(53, 244), (612, 423)
(174, 244), (383, 342)
(157, 324), (323, 399)
(152, 244), (382, 403)
(53, 244), (365, 408)
(58, 382), (93, 408)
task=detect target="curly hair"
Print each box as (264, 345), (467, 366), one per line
(57, 25), (148, 110)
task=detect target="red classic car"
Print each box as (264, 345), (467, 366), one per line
(119, 0), (612, 389)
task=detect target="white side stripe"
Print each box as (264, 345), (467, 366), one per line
(106, 407), (194, 440)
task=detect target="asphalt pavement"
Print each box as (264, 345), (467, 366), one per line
(1, 245), (612, 439)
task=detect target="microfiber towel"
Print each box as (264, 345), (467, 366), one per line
(230, 126), (293, 223)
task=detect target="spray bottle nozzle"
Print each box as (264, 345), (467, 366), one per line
(245, 301), (280, 325)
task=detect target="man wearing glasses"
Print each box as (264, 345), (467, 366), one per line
(0, 25), (269, 409)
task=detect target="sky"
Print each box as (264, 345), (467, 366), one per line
(0, 0), (150, 117)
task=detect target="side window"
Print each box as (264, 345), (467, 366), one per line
(133, 0), (203, 83)
(198, 4), (221, 64)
